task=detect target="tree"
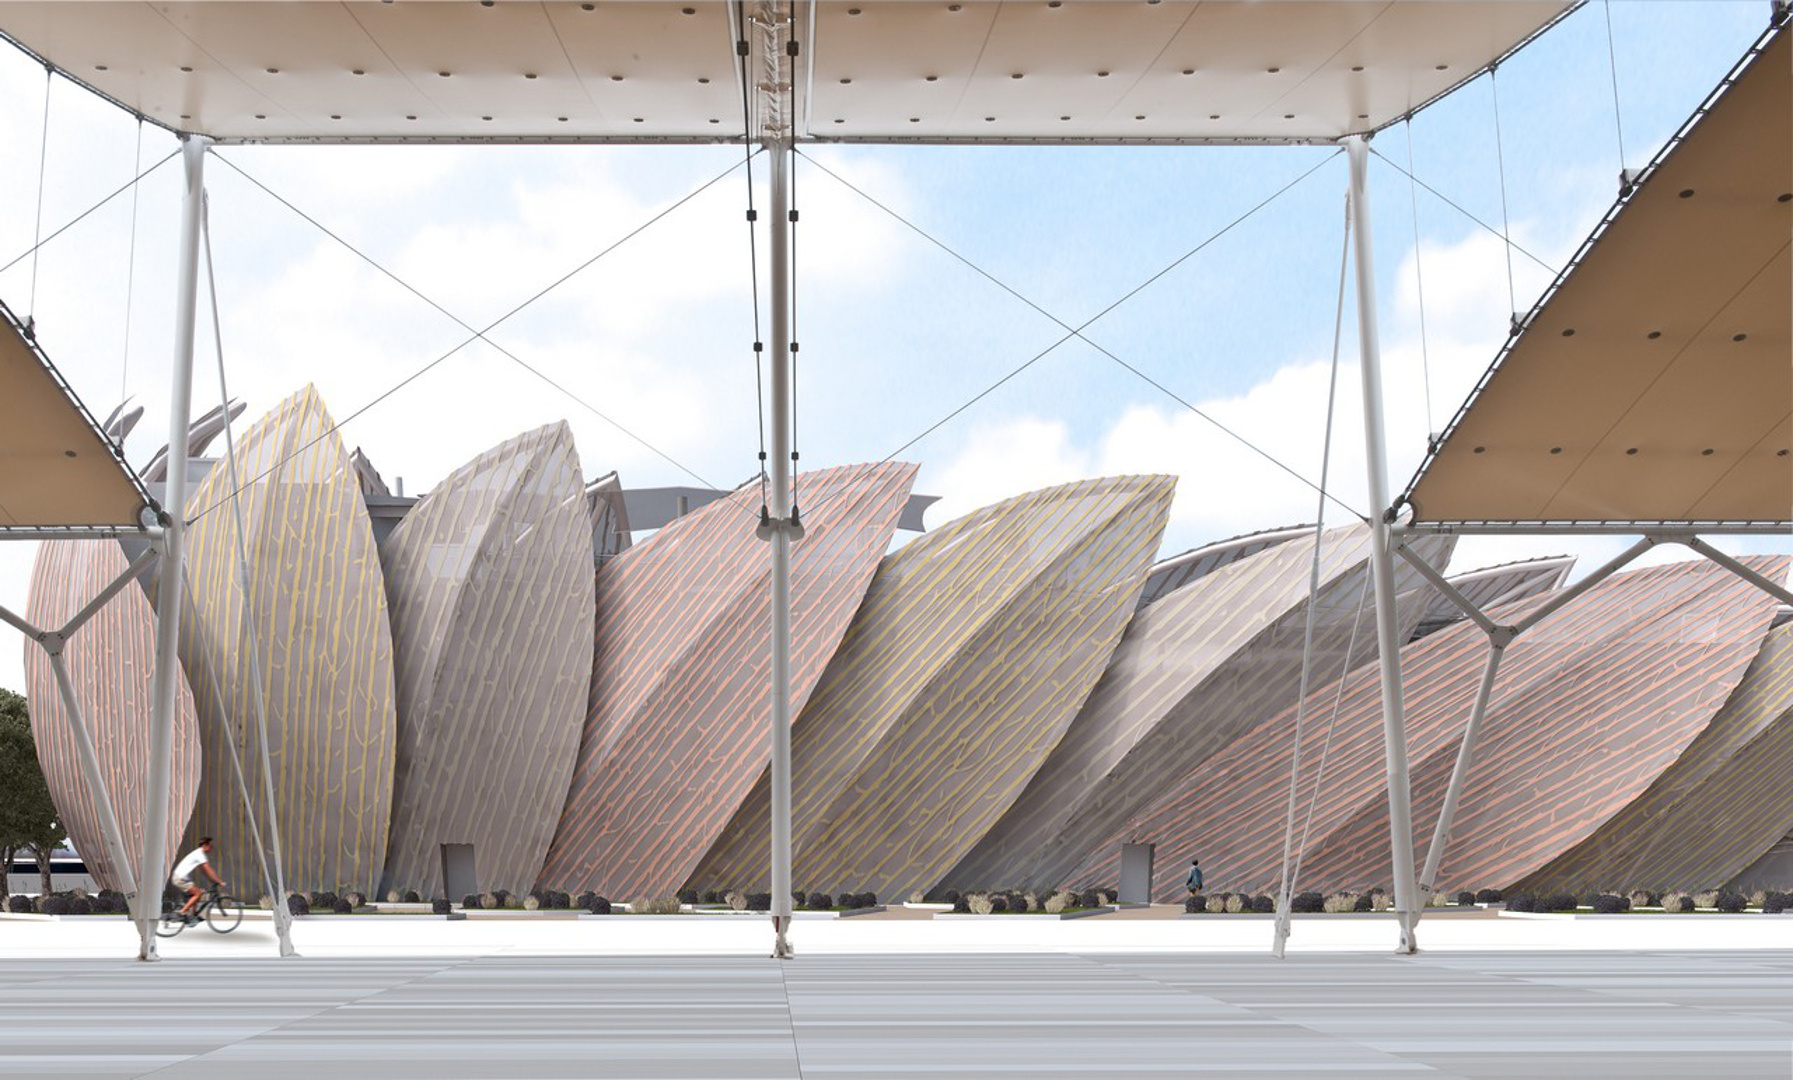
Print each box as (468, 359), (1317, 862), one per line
(0, 689), (65, 895)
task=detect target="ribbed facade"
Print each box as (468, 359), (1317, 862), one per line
(945, 524), (1452, 892)
(378, 423), (595, 897)
(694, 475), (1174, 901)
(178, 385), (397, 895)
(1135, 524), (1310, 608)
(538, 462), (917, 898)
(1518, 621), (1793, 893)
(1067, 557), (1783, 900)
(22, 539), (200, 891)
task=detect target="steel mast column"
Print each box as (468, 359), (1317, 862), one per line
(765, 136), (796, 960)
(135, 135), (206, 960)
(1344, 135), (1420, 955)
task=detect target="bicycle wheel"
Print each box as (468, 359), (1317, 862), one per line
(155, 909), (188, 938)
(206, 895), (244, 934)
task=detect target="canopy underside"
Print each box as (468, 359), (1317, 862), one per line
(0, 301), (154, 530)
(0, 1), (1570, 145)
(1404, 21), (1792, 530)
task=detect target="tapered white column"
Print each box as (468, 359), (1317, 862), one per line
(1344, 135), (1420, 954)
(766, 137), (795, 960)
(136, 136), (206, 960)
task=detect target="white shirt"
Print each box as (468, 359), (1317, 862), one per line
(172, 847), (209, 880)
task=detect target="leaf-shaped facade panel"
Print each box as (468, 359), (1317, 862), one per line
(179, 385), (397, 895)
(945, 525), (1452, 892)
(23, 539), (200, 891)
(696, 476), (1174, 902)
(1301, 557), (1784, 896)
(378, 422), (595, 897)
(1513, 620), (1793, 895)
(537, 462), (917, 898)
(1070, 557), (1781, 900)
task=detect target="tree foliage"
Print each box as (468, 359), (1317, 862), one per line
(0, 689), (66, 893)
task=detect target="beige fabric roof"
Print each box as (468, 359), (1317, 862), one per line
(0, 302), (154, 529)
(1405, 22), (1792, 528)
(0, 1), (1569, 144)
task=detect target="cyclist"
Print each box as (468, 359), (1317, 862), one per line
(171, 837), (224, 924)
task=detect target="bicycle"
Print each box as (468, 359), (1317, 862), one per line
(157, 883), (244, 937)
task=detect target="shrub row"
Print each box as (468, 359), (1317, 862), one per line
(5, 889), (129, 915)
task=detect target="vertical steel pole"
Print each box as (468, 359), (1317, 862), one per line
(1417, 640), (1505, 902)
(1344, 135), (1420, 954)
(767, 137), (795, 960)
(136, 136), (206, 960)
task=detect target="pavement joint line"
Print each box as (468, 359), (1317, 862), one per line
(127, 954), (472, 1080)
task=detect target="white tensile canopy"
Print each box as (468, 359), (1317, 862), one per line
(0, 0), (1569, 143)
(1403, 23), (1790, 530)
(0, 300), (154, 531)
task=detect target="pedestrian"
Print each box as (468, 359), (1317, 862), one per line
(1185, 858), (1204, 900)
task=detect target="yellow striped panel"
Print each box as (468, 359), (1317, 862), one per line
(178, 385), (396, 895)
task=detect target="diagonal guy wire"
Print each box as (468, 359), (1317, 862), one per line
(1369, 146), (1556, 275)
(190, 151), (748, 525)
(800, 147), (1364, 522)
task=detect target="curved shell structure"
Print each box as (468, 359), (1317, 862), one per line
(537, 462), (917, 898)
(695, 475), (1175, 902)
(378, 422), (595, 897)
(1065, 557), (1785, 900)
(179, 385), (397, 895)
(945, 524), (1452, 892)
(23, 539), (201, 891)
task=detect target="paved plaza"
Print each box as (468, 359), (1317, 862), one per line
(3, 914), (1792, 1079)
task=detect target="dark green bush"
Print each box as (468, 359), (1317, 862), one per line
(1505, 893), (1534, 912)
(1291, 891), (1325, 913)
(1762, 890), (1788, 914)
(576, 891), (596, 910)
(43, 894), (70, 916)
(1184, 896), (1204, 913)
(1590, 894), (1626, 914)
(403, 889), (422, 904)
(287, 894), (310, 915)
(586, 895), (612, 915)
(69, 895), (92, 915)
(746, 892), (771, 912)
(856, 891), (878, 908)
(310, 891), (338, 910)
(461, 894), (480, 910)
(431, 898), (451, 915)
(700, 890), (721, 905)
(1077, 889), (1101, 909)
(1250, 894), (1274, 914)
(677, 888), (699, 905)
(1455, 890), (1477, 907)
(988, 896), (1009, 913)
(1667, 894), (1695, 913)
(807, 892), (832, 910)
(1538, 892), (1578, 912)
(792, 890), (807, 905)
(1716, 890), (1747, 913)
(332, 897), (353, 915)
(8, 894), (30, 913)
(1353, 894), (1375, 912)
(1475, 888), (1503, 904)
(952, 895), (971, 913)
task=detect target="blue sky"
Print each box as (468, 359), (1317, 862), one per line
(0, 2), (1785, 693)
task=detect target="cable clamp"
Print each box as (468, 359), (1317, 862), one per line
(788, 209), (799, 223)
(746, 208), (758, 222)
(754, 341), (764, 353)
